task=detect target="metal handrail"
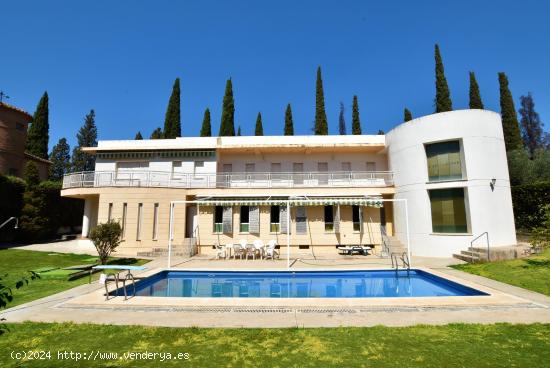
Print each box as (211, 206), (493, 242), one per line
(0, 217), (18, 231)
(470, 232), (490, 261)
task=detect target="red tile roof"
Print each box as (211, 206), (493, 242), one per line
(0, 102), (33, 120)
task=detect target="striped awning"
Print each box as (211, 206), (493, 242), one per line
(196, 197), (383, 207)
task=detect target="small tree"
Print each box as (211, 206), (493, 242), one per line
(255, 112), (264, 136)
(519, 93), (544, 159)
(150, 127), (163, 139)
(200, 108), (212, 137)
(163, 78), (181, 138)
(237, 125), (242, 136)
(134, 132), (143, 140)
(338, 102), (346, 135)
(71, 109), (98, 172)
(314, 66), (328, 135)
(284, 104), (294, 135)
(351, 95), (362, 135)
(49, 138), (71, 181)
(404, 108), (413, 122)
(89, 220), (123, 265)
(434, 44), (452, 112)
(468, 71), (484, 109)
(219, 78), (236, 136)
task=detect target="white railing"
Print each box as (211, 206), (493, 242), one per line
(62, 170), (394, 189)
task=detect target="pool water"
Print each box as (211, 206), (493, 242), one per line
(126, 270), (488, 298)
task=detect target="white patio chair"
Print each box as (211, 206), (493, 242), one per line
(244, 243), (256, 260)
(253, 239), (264, 259)
(232, 244), (245, 259)
(215, 243), (227, 259)
(265, 240), (279, 260)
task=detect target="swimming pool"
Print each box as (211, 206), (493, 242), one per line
(123, 270), (488, 298)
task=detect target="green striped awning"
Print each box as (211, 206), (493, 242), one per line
(196, 197), (383, 207)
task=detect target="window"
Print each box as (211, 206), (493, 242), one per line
(352, 205), (361, 232)
(214, 206), (223, 233)
(107, 203), (113, 221)
(152, 203), (159, 240)
(245, 163), (255, 173)
(324, 205), (334, 231)
(425, 140), (462, 181)
(117, 161), (149, 171)
(240, 206), (250, 233)
(194, 161), (204, 174)
(270, 205), (280, 233)
(366, 162), (376, 171)
(136, 203), (143, 240)
(121, 203), (127, 239)
(342, 162), (351, 172)
(429, 188), (468, 233)
(172, 161), (182, 178)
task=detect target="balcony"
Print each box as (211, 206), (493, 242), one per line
(62, 170), (394, 189)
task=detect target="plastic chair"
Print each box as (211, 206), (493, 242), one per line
(215, 243), (226, 259)
(265, 240), (279, 260)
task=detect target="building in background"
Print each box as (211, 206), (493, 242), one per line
(0, 102), (51, 180)
(61, 109), (517, 258)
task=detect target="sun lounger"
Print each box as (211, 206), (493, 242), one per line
(337, 245), (372, 256)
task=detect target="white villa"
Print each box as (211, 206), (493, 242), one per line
(61, 109), (517, 259)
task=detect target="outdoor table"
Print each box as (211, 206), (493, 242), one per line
(91, 265), (147, 300)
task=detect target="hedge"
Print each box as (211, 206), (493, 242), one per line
(511, 181), (550, 230)
(0, 175), (26, 241)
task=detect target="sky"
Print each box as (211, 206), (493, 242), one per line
(1, 0), (549, 151)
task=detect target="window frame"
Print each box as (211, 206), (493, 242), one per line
(240, 205), (250, 233)
(424, 139), (465, 182)
(213, 206), (223, 233)
(324, 205), (334, 232)
(270, 205), (280, 233)
(428, 187), (470, 234)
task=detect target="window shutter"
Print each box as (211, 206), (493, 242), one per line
(358, 206), (363, 233)
(334, 205), (341, 233)
(296, 206), (307, 235)
(222, 206), (233, 233)
(249, 206), (260, 233)
(279, 205), (289, 234)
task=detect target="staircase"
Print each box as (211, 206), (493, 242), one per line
(453, 247), (489, 263)
(380, 234), (406, 258)
(137, 238), (197, 258)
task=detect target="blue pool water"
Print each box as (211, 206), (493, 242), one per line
(126, 270), (487, 298)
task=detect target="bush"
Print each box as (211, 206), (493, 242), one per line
(531, 204), (550, 250)
(0, 175), (25, 242)
(89, 221), (123, 264)
(512, 181), (550, 230)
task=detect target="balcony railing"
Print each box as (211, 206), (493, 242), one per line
(62, 170), (394, 189)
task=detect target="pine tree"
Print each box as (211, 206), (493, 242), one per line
(200, 108), (212, 137)
(469, 71), (484, 109)
(49, 137), (71, 181)
(237, 125), (241, 136)
(134, 132), (143, 140)
(255, 112), (264, 136)
(351, 95), (362, 135)
(163, 78), (181, 138)
(219, 78), (235, 136)
(26, 92), (50, 159)
(314, 67), (328, 135)
(284, 104), (294, 135)
(519, 93), (544, 159)
(434, 44), (452, 112)
(150, 127), (163, 139)
(404, 108), (413, 122)
(338, 102), (346, 135)
(71, 110), (98, 172)
(498, 72), (523, 151)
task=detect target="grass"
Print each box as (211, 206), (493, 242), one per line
(0, 249), (148, 307)
(0, 322), (548, 367)
(452, 248), (550, 296)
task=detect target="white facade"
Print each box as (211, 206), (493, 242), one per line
(386, 109), (517, 257)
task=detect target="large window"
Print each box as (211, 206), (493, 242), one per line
(214, 206), (223, 233)
(425, 140), (462, 181)
(270, 205), (280, 233)
(429, 188), (468, 233)
(240, 206), (250, 233)
(352, 205), (361, 232)
(324, 205), (334, 232)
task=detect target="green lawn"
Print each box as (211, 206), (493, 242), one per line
(0, 249), (148, 307)
(0, 322), (548, 367)
(452, 248), (550, 296)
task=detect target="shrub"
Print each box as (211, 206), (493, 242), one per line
(0, 175), (25, 242)
(531, 204), (550, 250)
(511, 181), (550, 230)
(89, 220), (123, 264)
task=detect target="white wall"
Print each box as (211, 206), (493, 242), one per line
(95, 156), (217, 175)
(386, 109), (517, 257)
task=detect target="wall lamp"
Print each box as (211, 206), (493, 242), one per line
(490, 178), (496, 192)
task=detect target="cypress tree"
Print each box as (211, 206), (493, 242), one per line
(338, 102), (346, 135)
(469, 71), (484, 109)
(404, 108), (413, 122)
(434, 44), (453, 112)
(49, 137), (71, 181)
(200, 108), (212, 137)
(284, 104), (294, 136)
(163, 78), (181, 138)
(255, 112), (264, 136)
(26, 92), (49, 159)
(219, 78), (235, 136)
(351, 95), (362, 135)
(237, 125), (241, 136)
(377, 129), (385, 135)
(498, 72), (523, 151)
(314, 67), (328, 135)
(134, 132), (143, 140)
(150, 127), (163, 139)
(71, 110), (98, 172)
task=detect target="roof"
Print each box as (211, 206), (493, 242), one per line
(0, 102), (33, 120)
(24, 152), (53, 165)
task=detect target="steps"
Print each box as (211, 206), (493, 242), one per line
(453, 248), (487, 263)
(137, 238), (197, 258)
(384, 236), (406, 256)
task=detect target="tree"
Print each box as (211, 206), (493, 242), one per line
(163, 78), (181, 138)
(284, 104), (294, 135)
(434, 44), (452, 112)
(200, 108), (212, 137)
(89, 220), (123, 264)
(351, 95), (362, 135)
(519, 93), (544, 159)
(468, 71), (484, 109)
(498, 72), (523, 151)
(134, 132), (143, 140)
(23, 161), (40, 187)
(26, 92), (50, 159)
(404, 108), (413, 122)
(255, 112), (264, 136)
(150, 127), (163, 139)
(219, 78), (235, 136)
(19, 162), (49, 241)
(338, 102), (346, 135)
(314, 67), (328, 135)
(237, 125), (241, 136)
(531, 204), (550, 251)
(71, 110), (98, 172)
(377, 129), (385, 135)
(49, 138), (71, 181)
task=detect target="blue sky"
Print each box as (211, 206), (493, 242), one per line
(1, 0), (549, 150)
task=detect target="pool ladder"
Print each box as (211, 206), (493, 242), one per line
(391, 252), (410, 275)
